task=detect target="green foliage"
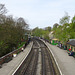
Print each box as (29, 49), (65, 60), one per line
(45, 26), (51, 32)
(59, 12), (70, 25)
(53, 23), (59, 29)
(53, 23), (71, 43)
(52, 14), (75, 44)
(71, 16), (75, 32)
(32, 27), (50, 40)
(0, 14), (28, 57)
(17, 42), (26, 49)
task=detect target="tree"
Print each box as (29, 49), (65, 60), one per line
(17, 17), (28, 29)
(71, 16), (75, 31)
(0, 4), (7, 15)
(52, 13), (71, 43)
(59, 12), (70, 25)
(0, 4), (29, 57)
(32, 27), (50, 40)
(45, 26), (51, 32)
(53, 23), (59, 28)
(0, 15), (29, 57)
(68, 16), (75, 39)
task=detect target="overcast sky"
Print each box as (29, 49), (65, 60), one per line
(0, 0), (75, 29)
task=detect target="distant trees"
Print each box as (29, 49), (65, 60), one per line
(45, 26), (51, 32)
(59, 12), (70, 25)
(0, 4), (28, 57)
(71, 16), (75, 31)
(32, 26), (50, 40)
(52, 13), (75, 44)
(53, 23), (59, 28)
(32, 12), (75, 45)
(69, 16), (75, 39)
(32, 27), (45, 37)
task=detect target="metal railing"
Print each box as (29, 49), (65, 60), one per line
(0, 45), (25, 66)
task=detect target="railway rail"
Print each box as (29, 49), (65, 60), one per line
(37, 39), (56, 75)
(13, 38), (61, 75)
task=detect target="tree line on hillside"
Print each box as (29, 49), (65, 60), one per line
(0, 4), (29, 57)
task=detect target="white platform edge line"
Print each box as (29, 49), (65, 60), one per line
(47, 43), (63, 75)
(12, 42), (33, 75)
(40, 39), (63, 75)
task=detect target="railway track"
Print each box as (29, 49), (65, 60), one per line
(23, 40), (39, 75)
(37, 39), (56, 75)
(14, 38), (59, 75)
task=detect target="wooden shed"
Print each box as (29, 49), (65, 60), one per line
(51, 38), (59, 45)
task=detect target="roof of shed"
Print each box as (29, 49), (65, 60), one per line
(52, 38), (58, 40)
(67, 40), (75, 46)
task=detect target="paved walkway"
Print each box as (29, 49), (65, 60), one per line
(0, 42), (33, 75)
(43, 40), (75, 75)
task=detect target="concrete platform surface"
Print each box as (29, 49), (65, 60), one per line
(44, 40), (75, 75)
(0, 42), (33, 75)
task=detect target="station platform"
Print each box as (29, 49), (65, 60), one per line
(0, 41), (33, 75)
(42, 40), (75, 75)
